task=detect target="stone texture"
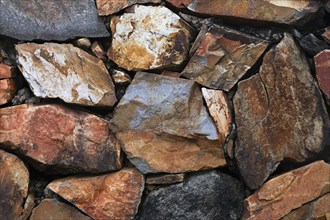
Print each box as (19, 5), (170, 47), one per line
(315, 50), (330, 100)
(16, 43), (116, 107)
(0, 79), (16, 105)
(117, 131), (226, 174)
(74, 38), (92, 50)
(11, 88), (40, 106)
(96, 0), (161, 15)
(91, 41), (107, 61)
(322, 27), (330, 44)
(140, 170), (244, 220)
(299, 33), (330, 56)
(0, 0), (110, 41)
(108, 5), (192, 71)
(46, 168), (144, 220)
(182, 26), (268, 91)
(243, 161), (330, 220)
(0, 149), (29, 220)
(161, 70), (181, 78)
(166, 0), (322, 26)
(0, 104), (122, 174)
(146, 173), (185, 185)
(0, 64), (16, 79)
(30, 199), (91, 220)
(110, 72), (218, 140)
(112, 70), (132, 85)
(234, 33), (330, 189)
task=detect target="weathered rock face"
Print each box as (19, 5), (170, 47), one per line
(0, 104), (122, 174)
(234, 33), (330, 189)
(30, 199), (91, 220)
(46, 168), (144, 220)
(0, 150), (29, 220)
(0, 64), (16, 79)
(299, 33), (330, 56)
(0, 79), (16, 105)
(96, 0), (161, 15)
(108, 5), (192, 71)
(146, 173), (185, 185)
(182, 26), (268, 91)
(323, 27), (330, 43)
(140, 170), (245, 220)
(16, 43), (116, 107)
(243, 161), (330, 220)
(166, 0), (322, 26)
(315, 50), (330, 100)
(0, 0), (110, 41)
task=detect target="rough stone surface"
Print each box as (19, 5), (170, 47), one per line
(315, 49), (330, 100)
(30, 199), (91, 220)
(140, 170), (245, 220)
(0, 0), (110, 41)
(166, 0), (322, 26)
(234, 33), (330, 189)
(46, 168), (144, 220)
(182, 26), (268, 91)
(96, 0), (161, 15)
(108, 5), (192, 71)
(322, 27), (330, 44)
(112, 70), (132, 85)
(91, 41), (107, 61)
(243, 161), (330, 220)
(16, 43), (116, 107)
(110, 72), (218, 140)
(73, 38), (92, 50)
(11, 88), (40, 106)
(299, 33), (330, 56)
(117, 131), (226, 174)
(0, 64), (16, 79)
(146, 173), (185, 185)
(0, 104), (122, 174)
(0, 79), (16, 105)
(0, 149), (29, 220)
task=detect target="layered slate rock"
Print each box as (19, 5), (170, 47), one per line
(140, 170), (244, 220)
(96, 0), (161, 15)
(0, 0), (109, 41)
(166, 0), (322, 26)
(108, 5), (192, 71)
(0, 150), (29, 220)
(243, 161), (330, 220)
(234, 33), (330, 189)
(16, 43), (116, 107)
(0, 79), (16, 105)
(46, 168), (144, 220)
(182, 26), (268, 91)
(0, 104), (122, 174)
(315, 50), (330, 100)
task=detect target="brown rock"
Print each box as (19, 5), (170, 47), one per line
(182, 26), (268, 91)
(108, 5), (192, 71)
(21, 194), (35, 220)
(234, 33), (330, 189)
(0, 78), (16, 105)
(161, 70), (181, 78)
(243, 161), (330, 220)
(0, 104), (122, 174)
(112, 70), (132, 85)
(91, 41), (106, 61)
(46, 168), (144, 220)
(30, 199), (91, 220)
(315, 50), (330, 100)
(0, 149), (29, 220)
(117, 131), (226, 174)
(146, 173), (185, 185)
(323, 27), (330, 44)
(96, 0), (161, 15)
(0, 63), (16, 79)
(73, 38), (92, 50)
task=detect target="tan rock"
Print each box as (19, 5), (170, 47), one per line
(91, 41), (106, 61)
(0, 63), (16, 79)
(161, 70), (181, 78)
(146, 173), (185, 185)
(73, 38), (92, 50)
(243, 161), (330, 220)
(112, 70), (132, 84)
(46, 168), (144, 220)
(323, 27), (330, 44)
(0, 78), (16, 105)
(96, 0), (161, 15)
(315, 50), (330, 100)
(16, 43), (116, 107)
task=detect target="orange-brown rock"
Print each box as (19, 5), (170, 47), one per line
(117, 131), (226, 174)
(0, 78), (16, 105)
(96, 0), (161, 15)
(0, 104), (122, 174)
(91, 41), (106, 61)
(0, 149), (29, 220)
(0, 63), (16, 79)
(315, 50), (330, 100)
(46, 168), (144, 220)
(146, 173), (185, 185)
(243, 161), (330, 220)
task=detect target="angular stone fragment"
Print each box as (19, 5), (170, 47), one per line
(0, 150), (29, 220)
(234, 33), (330, 189)
(30, 199), (91, 220)
(243, 161), (330, 220)
(16, 43), (116, 107)
(323, 27), (330, 44)
(315, 50), (330, 100)
(299, 33), (330, 56)
(140, 170), (244, 220)
(112, 70), (132, 85)
(46, 168), (144, 220)
(110, 72), (218, 140)
(146, 173), (185, 185)
(91, 41), (106, 61)
(0, 64), (16, 79)
(108, 5), (192, 71)
(0, 79), (16, 105)
(73, 38), (92, 50)
(96, 0), (161, 15)
(0, 0), (109, 41)
(0, 104), (122, 174)
(161, 70), (181, 78)
(182, 26), (268, 91)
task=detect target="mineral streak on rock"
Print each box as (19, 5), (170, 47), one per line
(96, 0), (161, 15)
(0, 79), (16, 105)
(315, 49), (330, 100)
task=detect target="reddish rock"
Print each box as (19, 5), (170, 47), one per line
(315, 50), (330, 100)
(234, 33), (330, 189)
(243, 161), (330, 220)
(0, 149), (29, 220)
(96, 0), (161, 15)
(46, 168), (144, 220)
(146, 173), (185, 185)
(0, 104), (122, 174)
(91, 41), (106, 61)
(0, 78), (16, 105)
(0, 63), (16, 79)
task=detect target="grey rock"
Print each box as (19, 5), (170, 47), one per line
(299, 33), (330, 56)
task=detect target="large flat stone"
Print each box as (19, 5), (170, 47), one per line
(96, 0), (161, 15)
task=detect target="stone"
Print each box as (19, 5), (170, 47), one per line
(21, 194), (35, 220)
(73, 38), (92, 50)
(161, 70), (181, 78)
(0, 79), (16, 105)
(299, 33), (330, 56)
(166, 0), (322, 26)
(0, 104), (122, 174)
(140, 170), (245, 220)
(117, 131), (226, 174)
(16, 43), (117, 107)
(243, 161), (330, 220)
(146, 173), (185, 185)
(234, 33), (330, 190)
(96, 0), (161, 15)
(30, 199), (91, 220)
(46, 168), (144, 220)
(0, 0), (110, 41)
(315, 50), (330, 100)
(112, 70), (132, 85)
(91, 41), (107, 61)
(108, 5), (192, 71)
(0, 64), (16, 79)
(110, 72), (218, 140)
(322, 27), (330, 43)
(11, 88), (39, 106)
(0, 149), (29, 220)
(182, 26), (268, 91)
